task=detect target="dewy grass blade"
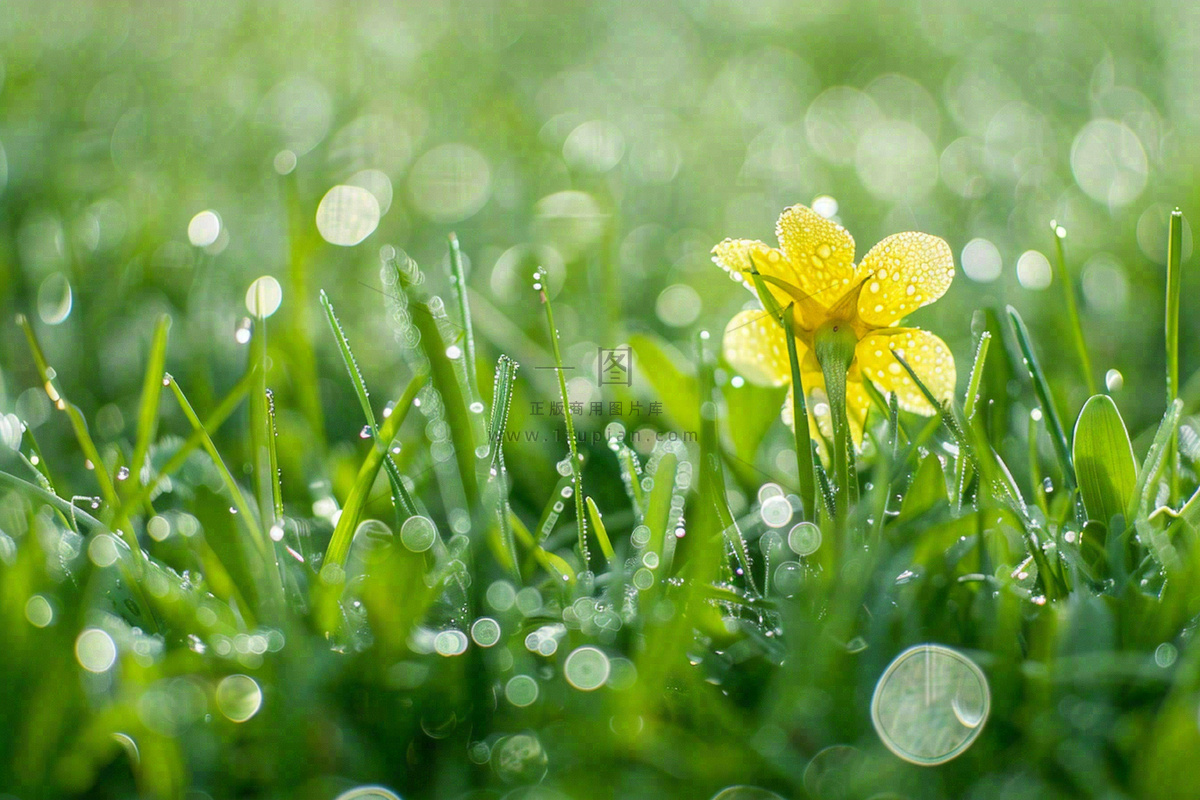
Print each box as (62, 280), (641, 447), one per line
(112, 366), (258, 534)
(955, 331), (990, 509)
(249, 287), (275, 533)
(324, 371), (427, 570)
(964, 331), (991, 422)
(814, 323), (857, 536)
(17, 315), (144, 558)
(1050, 221), (1096, 395)
(487, 355), (520, 574)
(1166, 209), (1184, 504)
(585, 496), (616, 563)
(447, 235), (491, 459)
(447, 233), (481, 406)
(695, 330), (760, 597)
(537, 268), (589, 566)
(0, 469), (162, 630)
(1007, 306), (1076, 491)
(321, 290), (376, 426)
(127, 314), (170, 499)
(322, 289), (418, 520)
(165, 372), (285, 618)
(265, 389), (285, 525)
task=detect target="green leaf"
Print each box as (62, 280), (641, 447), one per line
(585, 496), (616, 564)
(630, 332), (699, 433)
(1072, 395), (1136, 528)
(899, 453), (949, 522)
(722, 380), (786, 475)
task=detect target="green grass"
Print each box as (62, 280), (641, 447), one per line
(2, 210), (1200, 798)
(3, 4), (1200, 798)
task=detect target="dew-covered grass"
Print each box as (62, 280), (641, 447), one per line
(4, 3), (1200, 800)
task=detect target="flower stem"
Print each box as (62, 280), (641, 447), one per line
(782, 306), (817, 522)
(814, 323), (857, 539)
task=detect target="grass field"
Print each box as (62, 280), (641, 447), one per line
(3, 2), (1200, 798)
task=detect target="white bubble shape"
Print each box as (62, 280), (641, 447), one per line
(505, 674), (539, 707)
(1070, 119), (1147, 208)
(564, 645), (610, 691)
(76, 628), (117, 672)
(961, 239), (1002, 283)
(434, 629), (468, 657)
(187, 210), (221, 247)
(316, 185), (381, 246)
(1016, 250), (1052, 291)
(787, 522), (822, 556)
(759, 495), (794, 528)
(37, 272), (73, 325)
(400, 515), (437, 552)
(245, 275), (283, 318)
(216, 674), (263, 722)
(25, 594), (53, 628)
(871, 644), (990, 765)
(407, 143), (491, 224)
(333, 787), (402, 800)
(470, 617), (501, 647)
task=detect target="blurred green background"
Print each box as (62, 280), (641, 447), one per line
(3, 2), (1200, 798)
(2, 0), (1197, 434)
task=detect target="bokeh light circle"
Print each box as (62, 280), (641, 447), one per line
(408, 144), (491, 223)
(316, 185), (382, 246)
(871, 644), (990, 765)
(245, 275), (283, 318)
(216, 674), (263, 722)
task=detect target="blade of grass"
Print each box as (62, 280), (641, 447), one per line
(249, 291), (275, 536)
(126, 314), (170, 500)
(0, 469), (160, 629)
(320, 290), (418, 521)
(1050, 221), (1096, 394)
(384, 253), (478, 510)
(447, 233), (481, 408)
(537, 268), (589, 567)
(111, 366), (258, 534)
(508, 511), (575, 584)
(584, 496), (616, 564)
(16, 315), (145, 563)
(1007, 306), (1076, 491)
(323, 371), (427, 570)
(164, 373), (284, 617)
(1166, 209), (1184, 505)
(264, 389), (284, 526)
(487, 355), (520, 574)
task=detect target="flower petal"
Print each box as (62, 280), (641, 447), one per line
(775, 204), (860, 306)
(711, 238), (800, 309)
(856, 328), (956, 415)
(722, 309), (801, 387)
(856, 231), (955, 327)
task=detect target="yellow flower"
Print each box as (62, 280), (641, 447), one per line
(713, 203), (956, 445)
